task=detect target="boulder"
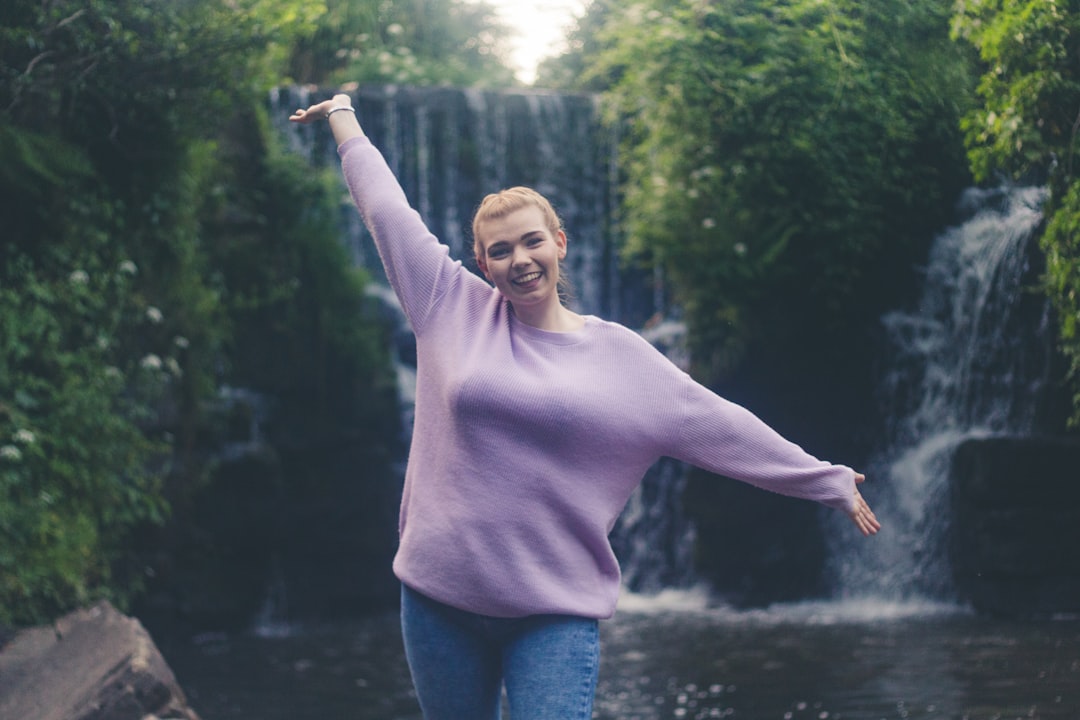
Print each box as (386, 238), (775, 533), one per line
(0, 601), (198, 720)
(683, 468), (828, 606)
(950, 435), (1080, 617)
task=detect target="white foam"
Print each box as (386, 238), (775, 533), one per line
(616, 585), (713, 614)
(615, 586), (967, 625)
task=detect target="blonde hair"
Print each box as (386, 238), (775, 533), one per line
(471, 187), (564, 262)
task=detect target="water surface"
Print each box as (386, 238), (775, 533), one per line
(158, 594), (1079, 720)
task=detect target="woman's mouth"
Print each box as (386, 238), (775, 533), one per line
(512, 271), (543, 287)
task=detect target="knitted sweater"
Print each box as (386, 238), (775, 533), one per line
(339, 135), (857, 619)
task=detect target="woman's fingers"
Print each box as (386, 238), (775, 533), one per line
(851, 489), (881, 536)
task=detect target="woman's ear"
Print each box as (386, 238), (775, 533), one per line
(476, 255), (491, 280)
(556, 229), (568, 260)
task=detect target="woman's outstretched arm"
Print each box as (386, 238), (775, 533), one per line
(289, 91), (364, 145)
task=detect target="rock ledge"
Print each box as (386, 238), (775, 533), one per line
(0, 601), (198, 720)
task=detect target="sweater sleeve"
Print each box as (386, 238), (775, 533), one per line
(337, 135), (486, 333)
(667, 369), (857, 514)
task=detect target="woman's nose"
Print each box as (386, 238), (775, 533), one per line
(511, 245), (531, 265)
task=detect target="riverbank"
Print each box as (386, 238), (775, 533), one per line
(152, 593), (1079, 720)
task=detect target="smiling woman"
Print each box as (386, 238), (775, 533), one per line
(287, 92), (878, 718)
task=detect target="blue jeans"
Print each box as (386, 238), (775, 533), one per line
(400, 585), (600, 720)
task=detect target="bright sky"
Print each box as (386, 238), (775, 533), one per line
(486, 0), (586, 85)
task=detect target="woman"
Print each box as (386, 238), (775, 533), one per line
(290, 92), (880, 720)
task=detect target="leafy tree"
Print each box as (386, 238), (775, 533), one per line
(288, 0), (516, 87)
(578, 0), (972, 419)
(0, 0), (329, 626)
(952, 0), (1080, 426)
(536, 0), (614, 91)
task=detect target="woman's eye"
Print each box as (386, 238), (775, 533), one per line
(527, 237), (543, 246)
(489, 248), (509, 259)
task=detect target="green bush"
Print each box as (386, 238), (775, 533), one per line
(587, 0), (973, 390)
(0, 232), (169, 626)
(953, 0), (1080, 427)
(0, 0), (401, 626)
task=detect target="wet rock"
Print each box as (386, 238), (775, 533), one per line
(950, 435), (1080, 617)
(684, 468), (828, 606)
(0, 601), (198, 720)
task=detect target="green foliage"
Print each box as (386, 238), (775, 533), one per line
(952, 0), (1079, 184)
(204, 107), (400, 443)
(1042, 184), (1080, 422)
(0, 220), (169, 626)
(587, 0), (973, 383)
(0, 0), (403, 626)
(536, 1), (614, 91)
(953, 0), (1080, 426)
(287, 0), (516, 87)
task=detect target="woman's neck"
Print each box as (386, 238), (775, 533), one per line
(511, 300), (585, 333)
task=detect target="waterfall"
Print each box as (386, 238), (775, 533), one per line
(827, 185), (1053, 603)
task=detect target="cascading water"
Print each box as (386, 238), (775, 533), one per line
(826, 185), (1054, 604)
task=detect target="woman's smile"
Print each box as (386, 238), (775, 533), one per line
(513, 270), (544, 287)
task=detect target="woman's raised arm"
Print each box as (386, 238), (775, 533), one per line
(289, 91), (365, 145)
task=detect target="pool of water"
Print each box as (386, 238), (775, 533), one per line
(156, 593), (1080, 720)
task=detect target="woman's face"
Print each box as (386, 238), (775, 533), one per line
(475, 205), (567, 310)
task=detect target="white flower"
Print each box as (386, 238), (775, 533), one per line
(105, 366), (123, 379)
(119, 260), (138, 276)
(140, 354), (163, 370)
(173, 336), (190, 349)
(702, 218), (716, 229)
(146, 306), (164, 324)
(387, 23), (404, 36)
(0, 445), (22, 461)
(734, 242), (748, 256)
(13, 429), (35, 444)
(69, 270), (89, 285)
(165, 357), (182, 376)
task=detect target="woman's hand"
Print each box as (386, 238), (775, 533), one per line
(849, 473), (881, 536)
(289, 91), (364, 144)
(289, 97), (339, 124)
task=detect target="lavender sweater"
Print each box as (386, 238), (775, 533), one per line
(339, 135), (857, 619)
